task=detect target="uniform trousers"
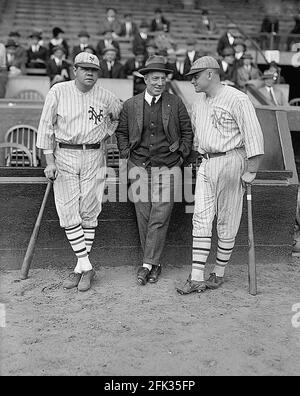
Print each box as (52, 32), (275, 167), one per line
(53, 146), (106, 228)
(193, 148), (247, 239)
(128, 160), (182, 266)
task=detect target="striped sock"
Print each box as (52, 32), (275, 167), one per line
(83, 228), (96, 254)
(214, 237), (235, 277)
(65, 225), (92, 274)
(191, 236), (211, 282)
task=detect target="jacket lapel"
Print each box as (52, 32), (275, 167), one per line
(134, 93), (144, 135)
(162, 93), (171, 135)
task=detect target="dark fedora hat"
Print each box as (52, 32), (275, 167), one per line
(9, 31), (21, 38)
(138, 55), (172, 75)
(53, 27), (64, 37)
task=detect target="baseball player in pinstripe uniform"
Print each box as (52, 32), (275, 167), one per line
(176, 56), (264, 294)
(37, 52), (122, 291)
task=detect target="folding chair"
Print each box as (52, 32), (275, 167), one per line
(5, 125), (41, 167)
(13, 89), (44, 101)
(0, 142), (33, 167)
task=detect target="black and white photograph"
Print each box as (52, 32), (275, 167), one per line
(0, 0), (300, 379)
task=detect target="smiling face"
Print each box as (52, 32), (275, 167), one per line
(144, 71), (167, 96)
(74, 66), (99, 91)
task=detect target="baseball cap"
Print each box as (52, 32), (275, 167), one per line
(74, 52), (100, 70)
(185, 56), (220, 76)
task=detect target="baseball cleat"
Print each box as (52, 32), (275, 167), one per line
(77, 269), (96, 292)
(205, 273), (224, 289)
(176, 277), (206, 295)
(63, 272), (82, 289)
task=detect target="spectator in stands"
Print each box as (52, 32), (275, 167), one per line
(287, 11), (300, 51)
(8, 31), (27, 68)
(145, 40), (158, 58)
(72, 31), (94, 60)
(266, 61), (286, 83)
(219, 46), (237, 87)
(259, 70), (288, 106)
(99, 8), (122, 38)
(119, 13), (139, 38)
(260, 14), (280, 50)
(49, 27), (69, 58)
(123, 47), (146, 95)
(0, 42), (8, 98)
(150, 8), (170, 33)
(217, 23), (238, 56)
(236, 52), (261, 91)
(84, 46), (96, 55)
(194, 9), (218, 35)
(26, 31), (48, 69)
(98, 46), (125, 79)
(233, 38), (247, 66)
(46, 45), (70, 87)
(186, 38), (202, 65)
(5, 39), (26, 76)
(132, 21), (151, 57)
(96, 30), (121, 61)
(167, 48), (190, 81)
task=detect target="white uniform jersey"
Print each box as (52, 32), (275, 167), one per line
(37, 80), (122, 150)
(191, 85), (264, 159)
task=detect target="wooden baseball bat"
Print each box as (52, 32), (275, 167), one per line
(246, 183), (257, 296)
(20, 181), (52, 280)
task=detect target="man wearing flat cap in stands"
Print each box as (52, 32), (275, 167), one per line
(72, 31), (94, 60)
(98, 45), (125, 79)
(116, 55), (193, 286)
(176, 56), (264, 294)
(26, 31), (48, 68)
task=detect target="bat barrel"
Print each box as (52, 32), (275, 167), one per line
(246, 183), (257, 296)
(20, 182), (52, 280)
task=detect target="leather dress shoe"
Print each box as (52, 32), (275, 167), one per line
(137, 267), (150, 285)
(149, 265), (161, 283)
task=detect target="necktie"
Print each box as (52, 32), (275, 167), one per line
(151, 96), (156, 106)
(269, 88), (278, 105)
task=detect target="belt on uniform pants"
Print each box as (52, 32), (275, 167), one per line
(201, 152), (227, 159)
(58, 142), (101, 150)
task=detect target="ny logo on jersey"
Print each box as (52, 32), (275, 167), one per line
(211, 108), (227, 129)
(88, 106), (104, 125)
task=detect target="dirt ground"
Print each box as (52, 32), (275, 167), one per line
(1, 260), (300, 377)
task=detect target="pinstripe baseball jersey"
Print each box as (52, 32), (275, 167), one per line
(37, 80), (122, 150)
(191, 85), (264, 158)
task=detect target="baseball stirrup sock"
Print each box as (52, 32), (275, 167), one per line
(191, 236), (211, 282)
(83, 228), (96, 254)
(65, 225), (92, 273)
(214, 237), (235, 277)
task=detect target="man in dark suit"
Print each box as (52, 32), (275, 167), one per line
(123, 47), (146, 94)
(8, 31), (27, 70)
(72, 31), (94, 60)
(217, 23), (238, 56)
(219, 46), (238, 87)
(116, 55), (193, 285)
(96, 30), (121, 61)
(150, 8), (170, 33)
(132, 20), (151, 57)
(26, 31), (48, 68)
(98, 46), (125, 79)
(119, 13), (139, 38)
(167, 48), (191, 81)
(46, 45), (70, 86)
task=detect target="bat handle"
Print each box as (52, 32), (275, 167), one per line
(246, 183), (257, 296)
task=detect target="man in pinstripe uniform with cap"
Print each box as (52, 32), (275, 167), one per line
(177, 56), (264, 294)
(37, 52), (122, 291)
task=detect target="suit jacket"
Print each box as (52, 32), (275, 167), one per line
(72, 45), (95, 60)
(166, 61), (190, 81)
(116, 91), (193, 160)
(132, 33), (150, 56)
(26, 45), (48, 67)
(150, 17), (170, 33)
(98, 59), (125, 79)
(236, 65), (261, 89)
(217, 33), (235, 55)
(46, 58), (70, 82)
(99, 18), (122, 36)
(119, 22), (139, 37)
(96, 40), (121, 60)
(258, 86), (288, 106)
(219, 60), (237, 85)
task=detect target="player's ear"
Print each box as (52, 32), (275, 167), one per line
(73, 66), (77, 75)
